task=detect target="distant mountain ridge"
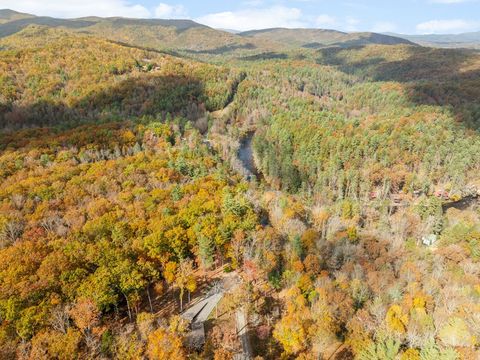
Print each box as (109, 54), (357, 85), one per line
(239, 28), (415, 48)
(387, 31), (480, 49)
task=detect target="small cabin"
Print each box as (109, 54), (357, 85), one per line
(422, 234), (438, 247)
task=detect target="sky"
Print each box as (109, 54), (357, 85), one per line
(1, 0), (480, 34)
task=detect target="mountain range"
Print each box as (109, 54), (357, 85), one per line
(2, 9), (480, 53)
(0, 9), (414, 56)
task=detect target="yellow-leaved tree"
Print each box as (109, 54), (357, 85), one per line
(147, 327), (186, 360)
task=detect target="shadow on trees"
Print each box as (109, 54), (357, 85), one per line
(0, 74), (208, 131)
(317, 45), (480, 130)
(303, 42), (330, 49)
(303, 35), (414, 50)
(239, 52), (288, 61)
(103, 39), (171, 56)
(0, 17), (96, 38)
(184, 43), (257, 55)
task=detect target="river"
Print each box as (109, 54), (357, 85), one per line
(238, 131), (260, 180)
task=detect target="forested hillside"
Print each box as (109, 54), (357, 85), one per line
(239, 28), (414, 48)
(235, 45), (480, 198)
(0, 26), (242, 129)
(0, 27), (258, 359)
(1, 13), (480, 360)
(0, 12), (248, 52)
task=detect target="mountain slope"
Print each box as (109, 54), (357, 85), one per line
(0, 25), (242, 128)
(0, 9), (34, 24)
(239, 28), (415, 48)
(0, 10), (255, 54)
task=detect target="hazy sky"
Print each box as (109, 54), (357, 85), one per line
(1, 0), (480, 34)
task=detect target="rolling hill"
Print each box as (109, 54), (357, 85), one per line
(0, 25), (243, 128)
(239, 27), (415, 48)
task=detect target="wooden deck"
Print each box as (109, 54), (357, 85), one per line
(181, 291), (224, 349)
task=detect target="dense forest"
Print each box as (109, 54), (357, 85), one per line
(0, 11), (480, 360)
